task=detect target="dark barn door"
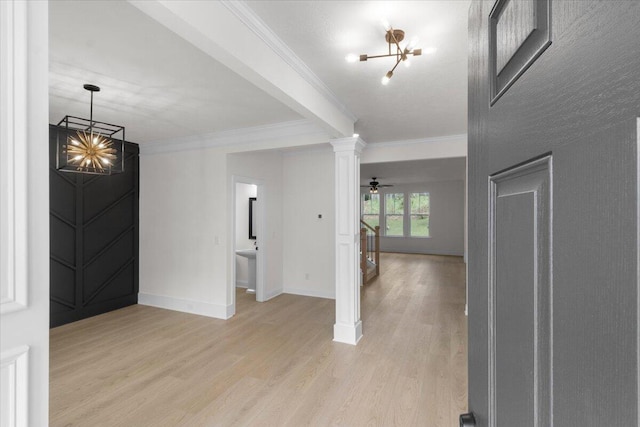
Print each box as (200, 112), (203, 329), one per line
(467, 1), (640, 426)
(49, 125), (139, 327)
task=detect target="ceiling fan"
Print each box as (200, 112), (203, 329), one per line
(360, 177), (394, 194)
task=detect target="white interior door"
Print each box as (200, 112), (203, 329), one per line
(0, 2), (50, 426)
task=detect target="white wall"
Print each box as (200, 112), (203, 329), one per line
(139, 147), (231, 317)
(366, 181), (465, 256)
(282, 147), (335, 299)
(140, 147), (284, 314)
(228, 151), (284, 301)
(235, 183), (257, 286)
(139, 123), (330, 318)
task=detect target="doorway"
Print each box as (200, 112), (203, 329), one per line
(231, 175), (266, 312)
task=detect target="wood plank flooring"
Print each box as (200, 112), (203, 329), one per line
(50, 253), (467, 426)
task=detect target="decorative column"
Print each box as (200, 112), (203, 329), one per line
(331, 136), (366, 345)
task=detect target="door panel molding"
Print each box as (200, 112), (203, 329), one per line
(0, 0), (28, 314)
(489, 0), (552, 105)
(489, 155), (553, 426)
(0, 345), (29, 427)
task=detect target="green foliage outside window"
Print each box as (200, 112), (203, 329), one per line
(362, 194), (380, 228)
(385, 193), (404, 236)
(410, 192), (430, 237)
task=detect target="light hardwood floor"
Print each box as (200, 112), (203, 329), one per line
(50, 253), (467, 426)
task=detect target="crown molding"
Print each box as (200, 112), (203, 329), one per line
(220, 1), (358, 124)
(139, 119), (328, 155)
(366, 134), (468, 148)
(281, 143), (334, 157)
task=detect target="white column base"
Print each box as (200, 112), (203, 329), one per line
(333, 321), (363, 345)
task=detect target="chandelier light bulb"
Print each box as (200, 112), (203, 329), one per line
(65, 130), (117, 172)
(345, 53), (358, 63)
(381, 18), (391, 31)
(404, 59), (411, 68)
(381, 70), (393, 85)
(424, 47), (437, 54)
(407, 36), (419, 51)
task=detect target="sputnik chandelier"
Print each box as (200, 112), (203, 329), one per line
(346, 20), (423, 85)
(56, 84), (125, 175)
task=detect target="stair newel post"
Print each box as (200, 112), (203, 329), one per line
(374, 225), (380, 276)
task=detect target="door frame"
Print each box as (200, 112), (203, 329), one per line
(230, 175), (266, 311)
(0, 1), (50, 425)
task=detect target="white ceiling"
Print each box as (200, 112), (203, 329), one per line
(246, 0), (470, 143)
(49, 0), (469, 145)
(49, 0), (301, 143)
(361, 157), (466, 186)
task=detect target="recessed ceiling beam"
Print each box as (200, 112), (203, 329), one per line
(128, 0), (355, 138)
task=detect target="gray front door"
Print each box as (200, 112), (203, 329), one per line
(467, 1), (640, 426)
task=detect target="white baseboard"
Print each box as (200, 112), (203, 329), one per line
(236, 280), (249, 288)
(264, 288), (283, 301)
(380, 249), (464, 257)
(138, 293), (233, 320)
(283, 286), (335, 300)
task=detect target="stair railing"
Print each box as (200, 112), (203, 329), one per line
(360, 220), (380, 284)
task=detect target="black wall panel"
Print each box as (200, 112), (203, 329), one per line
(49, 125), (139, 327)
